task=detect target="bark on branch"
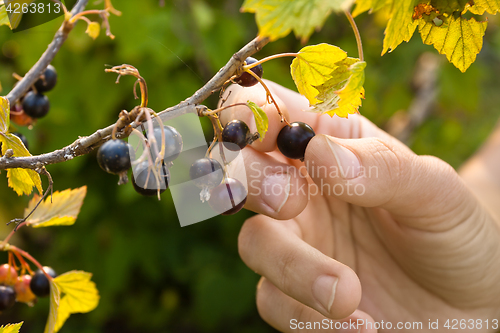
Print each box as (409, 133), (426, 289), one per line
(1, 35), (269, 170)
(6, 0), (90, 105)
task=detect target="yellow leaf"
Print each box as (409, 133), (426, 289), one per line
(0, 322), (24, 333)
(241, 0), (354, 42)
(85, 22), (100, 40)
(0, 5), (10, 28)
(53, 271), (100, 333)
(291, 43), (347, 104)
(25, 186), (87, 228)
(43, 279), (60, 333)
(312, 60), (366, 118)
(469, 0), (500, 14)
(246, 101), (268, 141)
(352, 0), (389, 17)
(0, 96), (9, 132)
(0, 133), (42, 196)
(382, 0), (418, 55)
(418, 15), (487, 72)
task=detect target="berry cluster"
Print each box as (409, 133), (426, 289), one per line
(0, 264), (56, 312)
(189, 157), (247, 215)
(97, 57), (315, 217)
(97, 125), (183, 196)
(9, 65), (58, 149)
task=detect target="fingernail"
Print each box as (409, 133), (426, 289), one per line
(261, 173), (291, 213)
(326, 137), (361, 179)
(312, 275), (338, 313)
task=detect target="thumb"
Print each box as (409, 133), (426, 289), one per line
(304, 134), (478, 229)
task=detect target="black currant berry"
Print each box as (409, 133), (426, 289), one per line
(12, 132), (29, 150)
(235, 57), (263, 87)
(29, 267), (56, 298)
(149, 126), (183, 163)
(22, 91), (50, 119)
(34, 64), (57, 93)
(277, 122), (315, 160)
(132, 161), (170, 196)
(189, 158), (224, 189)
(208, 178), (247, 215)
(97, 139), (131, 174)
(222, 120), (251, 151)
(0, 286), (16, 311)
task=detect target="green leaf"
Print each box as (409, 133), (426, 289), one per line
(0, 322), (24, 333)
(312, 60), (366, 118)
(291, 43), (347, 104)
(0, 133), (43, 196)
(241, 0), (354, 42)
(25, 186), (87, 228)
(6, 0), (36, 29)
(53, 271), (100, 333)
(418, 15), (487, 72)
(382, 0), (418, 55)
(0, 4), (10, 28)
(246, 101), (268, 141)
(44, 278), (60, 333)
(0, 96), (9, 132)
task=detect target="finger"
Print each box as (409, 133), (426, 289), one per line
(257, 277), (377, 333)
(220, 145), (309, 219)
(219, 84), (290, 152)
(239, 214), (362, 319)
(304, 134), (479, 229)
(220, 81), (396, 144)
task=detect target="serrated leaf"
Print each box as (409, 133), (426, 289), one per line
(291, 43), (347, 104)
(0, 96), (9, 132)
(246, 101), (268, 141)
(0, 133), (42, 196)
(312, 60), (366, 118)
(0, 322), (23, 333)
(85, 22), (100, 39)
(44, 278), (60, 333)
(382, 0), (418, 54)
(25, 186), (87, 228)
(418, 15), (486, 72)
(241, 0), (354, 42)
(53, 271), (99, 333)
(0, 5), (10, 28)
(469, 0), (500, 14)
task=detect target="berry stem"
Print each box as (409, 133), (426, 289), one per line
(4, 168), (53, 242)
(344, 10), (364, 61)
(69, 10), (102, 23)
(202, 103), (248, 116)
(9, 246), (52, 280)
(245, 70), (290, 125)
(105, 64), (149, 108)
(243, 53), (298, 70)
(11, 249), (32, 275)
(209, 116), (229, 172)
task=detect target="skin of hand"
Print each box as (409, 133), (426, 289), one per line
(218, 81), (500, 333)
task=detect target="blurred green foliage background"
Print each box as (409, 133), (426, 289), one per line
(0, 0), (499, 332)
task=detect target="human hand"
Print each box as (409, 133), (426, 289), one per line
(219, 81), (500, 332)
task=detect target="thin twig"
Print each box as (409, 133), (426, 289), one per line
(0, 37), (269, 171)
(344, 10), (364, 61)
(6, 0), (90, 105)
(6, 168), (54, 230)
